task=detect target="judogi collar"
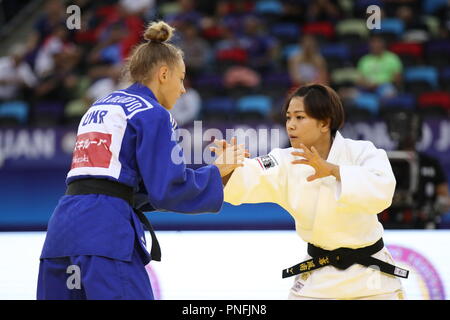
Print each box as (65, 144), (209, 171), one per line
(326, 131), (344, 163)
(126, 82), (159, 102)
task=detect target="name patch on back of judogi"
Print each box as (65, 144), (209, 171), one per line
(256, 154), (278, 170)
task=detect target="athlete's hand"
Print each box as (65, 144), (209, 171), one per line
(291, 143), (340, 181)
(212, 137), (250, 177)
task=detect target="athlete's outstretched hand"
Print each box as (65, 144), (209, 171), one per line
(291, 143), (340, 182)
(211, 137), (250, 178)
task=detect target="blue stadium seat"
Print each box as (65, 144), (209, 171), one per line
(282, 44), (301, 60)
(423, 0), (447, 14)
(236, 95), (272, 116)
(320, 43), (350, 60)
(354, 93), (379, 114)
(404, 66), (439, 89)
(270, 23), (300, 43)
(0, 101), (29, 124)
(262, 72), (292, 88)
(204, 97), (235, 114)
(194, 73), (224, 91)
(255, 0), (283, 15)
(372, 18), (405, 37)
(380, 94), (416, 110)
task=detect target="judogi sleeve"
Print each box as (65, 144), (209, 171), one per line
(131, 108), (223, 213)
(224, 149), (284, 205)
(335, 141), (396, 214)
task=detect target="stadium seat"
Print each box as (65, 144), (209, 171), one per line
(320, 43), (351, 69)
(404, 66), (439, 94)
(418, 91), (450, 111)
(236, 95), (272, 117)
(380, 94), (416, 110)
(194, 73), (224, 91)
(0, 101), (29, 125)
(302, 22), (334, 41)
(372, 18), (405, 42)
(402, 29), (430, 43)
(389, 42), (424, 66)
(270, 23), (301, 44)
(255, 0), (283, 15)
(202, 97), (235, 120)
(262, 72), (292, 88)
(423, 0), (447, 14)
(216, 48), (248, 64)
(353, 93), (379, 114)
(330, 67), (359, 88)
(336, 19), (369, 44)
(282, 44), (301, 61)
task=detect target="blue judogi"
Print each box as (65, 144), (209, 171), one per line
(37, 83), (224, 300)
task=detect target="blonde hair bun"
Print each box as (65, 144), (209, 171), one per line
(143, 21), (175, 43)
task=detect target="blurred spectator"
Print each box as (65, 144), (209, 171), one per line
(240, 16), (279, 72)
(95, 2), (145, 61)
(178, 23), (212, 76)
(86, 64), (128, 103)
(0, 44), (37, 102)
(215, 0), (254, 35)
(357, 34), (403, 98)
(88, 22), (128, 65)
(33, 45), (81, 113)
(214, 26), (248, 66)
(288, 35), (328, 86)
(396, 5), (428, 32)
(28, 0), (67, 50)
(119, 0), (155, 17)
(169, 78), (201, 127)
(223, 65), (261, 89)
(35, 24), (76, 78)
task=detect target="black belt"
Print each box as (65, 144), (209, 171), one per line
(282, 238), (409, 279)
(66, 178), (161, 262)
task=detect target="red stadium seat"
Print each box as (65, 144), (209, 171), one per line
(389, 42), (423, 58)
(302, 22), (335, 40)
(418, 92), (450, 110)
(216, 48), (248, 64)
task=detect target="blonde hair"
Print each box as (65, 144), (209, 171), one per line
(125, 21), (184, 84)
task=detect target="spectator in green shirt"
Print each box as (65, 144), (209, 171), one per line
(357, 34), (403, 98)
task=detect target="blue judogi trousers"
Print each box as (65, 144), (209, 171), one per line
(37, 242), (154, 300)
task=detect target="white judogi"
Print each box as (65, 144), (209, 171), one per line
(224, 131), (405, 299)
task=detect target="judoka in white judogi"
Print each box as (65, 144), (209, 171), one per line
(224, 131), (405, 300)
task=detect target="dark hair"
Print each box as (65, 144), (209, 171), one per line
(282, 84), (345, 137)
(125, 21), (184, 84)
